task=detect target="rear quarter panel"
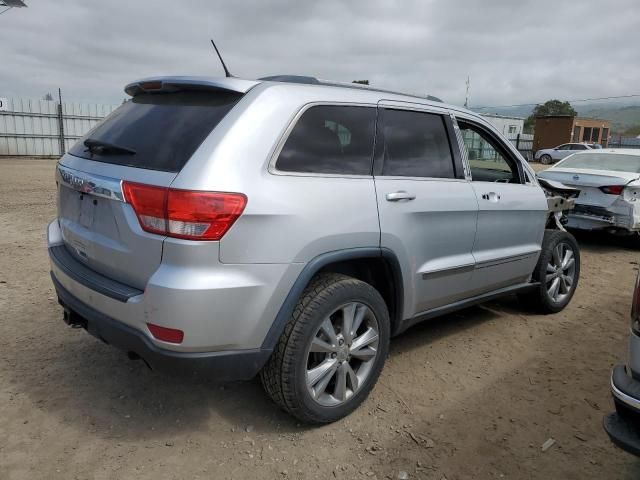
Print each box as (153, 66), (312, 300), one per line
(171, 84), (381, 264)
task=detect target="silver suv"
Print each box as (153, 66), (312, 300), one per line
(47, 75), (580, 423)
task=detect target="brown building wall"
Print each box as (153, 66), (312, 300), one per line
(533, 117), (574, 151)
(533, 116), (611, 151)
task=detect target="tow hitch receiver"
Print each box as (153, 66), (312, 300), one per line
(62, 307), (87, 329)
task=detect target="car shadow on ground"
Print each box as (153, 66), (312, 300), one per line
(8, 299), (508, 443)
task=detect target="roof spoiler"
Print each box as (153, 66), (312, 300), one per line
(124, 76), (260, 96)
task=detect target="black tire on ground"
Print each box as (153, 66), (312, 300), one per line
(260, 273), (390, 424)
(518, 229), (580, 313)
(540, 154), (553, 165)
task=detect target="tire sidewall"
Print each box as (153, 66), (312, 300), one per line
(290, 279), (390, 423)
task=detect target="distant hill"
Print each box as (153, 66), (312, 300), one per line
(474, 102), (640, 135)
(576, 105), (640, 134)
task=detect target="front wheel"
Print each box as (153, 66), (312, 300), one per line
(519, 230), (580, 313)
(260, 273), (390, 424)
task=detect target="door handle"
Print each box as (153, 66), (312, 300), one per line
(481, 192), (501, 202)
(386, 191), (416, 202)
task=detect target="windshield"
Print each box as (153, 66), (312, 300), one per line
(558, 152), (640, 173)
(69, 91), (242, 172)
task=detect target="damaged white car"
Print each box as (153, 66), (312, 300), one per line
(538, 149), (640, 235)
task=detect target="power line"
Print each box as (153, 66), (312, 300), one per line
(474, 94), (640, 110)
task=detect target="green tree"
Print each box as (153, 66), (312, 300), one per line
(525, 99), (577, 134)
(532, 99), (577, 117)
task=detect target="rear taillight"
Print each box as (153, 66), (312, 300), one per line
(122, 181), (246, 241)
(599, 185), (625, 195)
(121, 182), (168, 235)
(632, 272), (640, 335)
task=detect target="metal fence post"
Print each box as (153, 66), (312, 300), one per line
(57, 88), (65, 156)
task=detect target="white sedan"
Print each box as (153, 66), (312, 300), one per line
(534, 143), (598, 164)
(537, 149), (640, 234)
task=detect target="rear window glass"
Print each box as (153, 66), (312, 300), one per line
(559, 152), (640, 173)
(276, 105), (376, 175)
(381, 109), (454, 178)
(69, 91), (242, 172)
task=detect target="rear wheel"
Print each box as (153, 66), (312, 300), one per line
(540, 154), (553, 165)
(519, 230), (580, 313)
(260, 273), (390, 424)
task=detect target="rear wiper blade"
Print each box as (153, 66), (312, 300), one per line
(84, 138), (136, 155)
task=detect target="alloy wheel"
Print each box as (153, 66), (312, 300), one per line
(304, 302), (380, 407)
(545, 241), (576, 303)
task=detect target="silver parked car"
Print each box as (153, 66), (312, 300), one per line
(537, 149), (640, 235)
(48, 75), (580, 423)
(535, 143), (596, 165)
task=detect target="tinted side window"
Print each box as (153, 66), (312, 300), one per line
(381, 109), (454, 178)
(276, 106), (375, 175)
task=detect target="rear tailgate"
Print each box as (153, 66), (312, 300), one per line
(56, 88), (243, 290)
(56, 160), (176, 290)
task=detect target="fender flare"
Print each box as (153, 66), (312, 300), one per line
(259, 247), (404, 352)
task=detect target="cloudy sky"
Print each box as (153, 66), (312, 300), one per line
(1, 0), (639, 108)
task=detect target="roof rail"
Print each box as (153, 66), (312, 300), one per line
(258, 74), (442, 103)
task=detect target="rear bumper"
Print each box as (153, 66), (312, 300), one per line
(52, 273), (270, 380)
(47, 219), (302, 353)
(605, 365), (640, 456)
(567, 203), (640, 232)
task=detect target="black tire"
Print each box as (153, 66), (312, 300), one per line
(540, 154), (552, 165)
(260, 273), (390, 424)
(518, 229), (580, 313)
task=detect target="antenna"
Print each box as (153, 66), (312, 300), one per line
(210, 39), (233, 78)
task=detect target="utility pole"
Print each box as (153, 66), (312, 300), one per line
(464, 76), (470, 109)
(57, 88), (65, 156)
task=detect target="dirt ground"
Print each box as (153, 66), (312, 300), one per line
(1, 157), (639, 480)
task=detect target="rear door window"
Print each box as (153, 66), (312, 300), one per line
(275, 105), (376, 175)
(69, 91), (242, 172)
(380, 109), (455, 178)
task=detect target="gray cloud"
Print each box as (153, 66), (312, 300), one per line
(1, 0), (638, 108)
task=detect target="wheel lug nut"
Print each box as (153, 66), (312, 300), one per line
(338, 339), (344, 346)
(331, 353), (337, 359)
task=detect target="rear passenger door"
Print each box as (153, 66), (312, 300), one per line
(455, 117), (548, 295)
(374, 103), (479, 317)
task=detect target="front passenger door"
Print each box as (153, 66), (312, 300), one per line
(457, 118), (548, 295)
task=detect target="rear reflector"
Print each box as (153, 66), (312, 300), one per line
(147, 323), (184, 343)
(599, 185), (625, 195)
(122, 181), (246, 241)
